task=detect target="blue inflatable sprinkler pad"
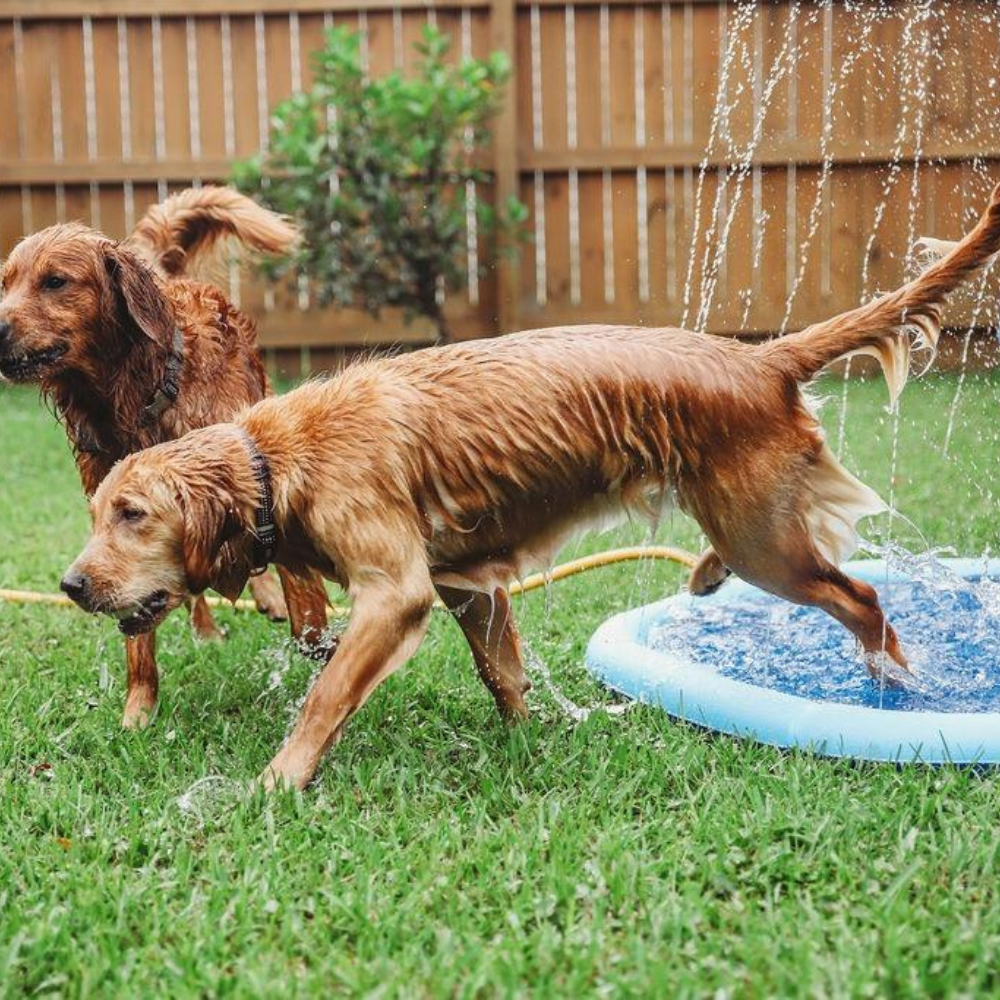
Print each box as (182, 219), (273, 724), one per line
(584, 558), (1000, 763)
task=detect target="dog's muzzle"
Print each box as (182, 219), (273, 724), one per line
(60, 572), (172, 635)
(111, 591), (172, 636)
(0, 341), (69, 381)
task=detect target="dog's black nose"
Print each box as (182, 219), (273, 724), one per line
(60, 570), (89, 605)
(0, 321), (10, 352)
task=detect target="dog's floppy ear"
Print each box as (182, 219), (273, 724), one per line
(104, 243), (175, 349)
(210, 538), (254, 603)
(178, 484), (246, 598)
(180, 488), (225, 595)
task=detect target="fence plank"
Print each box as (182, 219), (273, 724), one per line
(195, 17), (226, 161)
(18, 0), (727, 16)
(0, 24), (21, 160)
(490, 0), (520, 333)
(18, 0), (490, 17)
(125, 19), (157, 161)
(6, 141), (1000, 187)
(91, 19), (122, 161)
(20, 23), (57, 161)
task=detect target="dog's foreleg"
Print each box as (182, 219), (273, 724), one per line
(187, 595), (224, 641)
(122, 632), (159, 728)
(437, 584), (530, 720)
(276, 565), (335, 661)
(688, 547), (732, 596)
(248, 570), (289, 622)
(260, 576), (435, 791)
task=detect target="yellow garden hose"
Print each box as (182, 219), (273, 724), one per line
(0, 544), (698, 615)
(510, 545), (697, 593)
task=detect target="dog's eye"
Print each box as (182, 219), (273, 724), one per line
(120, 506), (146, 523)
(42, 274), (67, 291)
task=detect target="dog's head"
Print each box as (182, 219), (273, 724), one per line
(0, 224), (174, 385)
(61, 430), (257, 634)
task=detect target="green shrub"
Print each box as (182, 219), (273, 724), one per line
(234, 25), (527, 341)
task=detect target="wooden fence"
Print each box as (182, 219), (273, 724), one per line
(2, 0), (999, 372)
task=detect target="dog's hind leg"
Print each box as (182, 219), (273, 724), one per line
(688, 547), (731, 596)
(187, 595), (224, 642)
(437, 585), (531, 720)
(705, 518), (909, 682)
(276, 565), (335, 661)
(795, 565), (909, 680)
(248, 570), (289, 622)
(122, 632), (158, 728)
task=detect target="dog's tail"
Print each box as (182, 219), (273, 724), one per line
(760, 182), (1000, 403)
(126, 186), (298, 277)
(912, 235), (961, 263)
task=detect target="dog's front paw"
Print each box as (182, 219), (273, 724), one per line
(257, 597), (289, 623)
(248, 573), (290, 622)
(192, 620), (226, 643)
(257, 760), (309, 794)
(689, 571), (732, 597)
(121, 689), (157, 729)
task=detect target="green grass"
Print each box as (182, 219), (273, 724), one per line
(2, 370), (1000, 997)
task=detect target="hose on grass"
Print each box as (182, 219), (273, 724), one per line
(0, 544), (698, 616)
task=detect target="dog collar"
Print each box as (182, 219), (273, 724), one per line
(241, 430), (277, 575)
(143, 326), (184, 423)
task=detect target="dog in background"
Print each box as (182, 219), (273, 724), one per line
(0, 186), (331, 728)
(61, 185), (1000, 790)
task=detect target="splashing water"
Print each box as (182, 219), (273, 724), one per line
(259, 636), (301, 694)
(647, 560), (1000, 713)
(522, 640), (630, 722)
(256, 621), (345, 697)
(858, 539), (965, 592)
(176, 775), (246, 820)
(94, 634), (113, 693)
(942, 269), (1000, 457)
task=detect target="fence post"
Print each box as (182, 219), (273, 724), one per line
(490, 0), (520, 336)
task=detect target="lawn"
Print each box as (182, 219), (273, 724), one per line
(1, 369), (1000, 997)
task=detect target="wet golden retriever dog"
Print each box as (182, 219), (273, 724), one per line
(63, 185), (1000, 791)
(0, 186), (330, 728)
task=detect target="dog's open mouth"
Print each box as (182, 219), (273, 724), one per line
(110, 590), (171, 636)
(0, 343), (69, 381)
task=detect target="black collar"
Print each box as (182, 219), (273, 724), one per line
(142, 326), (184, 424)
(241, 430), (277, 575)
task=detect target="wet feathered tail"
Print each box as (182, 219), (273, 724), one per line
(913, 236), (961, 262)
(761, 182), (1000, 403)
(125, 186), (298, 277)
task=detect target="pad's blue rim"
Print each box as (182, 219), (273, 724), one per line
(584, 558), (1000, 764)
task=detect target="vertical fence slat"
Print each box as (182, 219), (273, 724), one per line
(0, 22), (22, 253)
(491, 0), (519, 334)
